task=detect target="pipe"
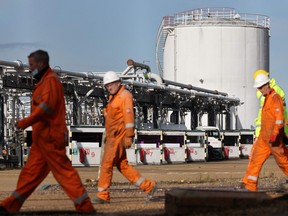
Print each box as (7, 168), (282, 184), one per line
(0, 58), (239, 103)
(163, 79), (228, 96)
(0, 60), (29, 69)
(146, 73), (163, 85)
(120, 72), (163, 85)
(124, 59), (162, 84)
(0, 59), (104, 81)
(121, 65), (134, 75)
(122, 79), (163, 90)
(127, 59), (151, 73)
(54, 69), (103, 80)
(122, 79), (239, 103)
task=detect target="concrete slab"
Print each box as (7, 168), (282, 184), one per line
(165, 188), (276, 216)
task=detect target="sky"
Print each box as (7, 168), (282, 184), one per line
(0, 0), (288, 100)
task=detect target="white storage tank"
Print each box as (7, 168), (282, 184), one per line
(156, 8), (270, 130)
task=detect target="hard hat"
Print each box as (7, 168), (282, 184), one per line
(253, 69), (269, 79)
(103, 71), (120, 85)
(253, 73), (270, 88)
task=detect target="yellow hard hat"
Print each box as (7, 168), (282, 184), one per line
(253, 69), (269, 79)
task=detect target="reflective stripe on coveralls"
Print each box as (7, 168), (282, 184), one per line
(247, 175), (257, 181)
(134, 176), (145, 187)
(97, 86), (156, 201)
(73, 193), (88, 204)
(276, 120), (284, 124)
(11, 191), (25, 203)
(125, 123), (135, 128)
(243, 89), (288, 191)
(98, 187), (106, 192)
(39, 102), (52, 114)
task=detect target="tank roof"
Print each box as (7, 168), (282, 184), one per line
(161, 7), (270, 29)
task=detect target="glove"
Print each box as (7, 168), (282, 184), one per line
(269, 134), (277, 143)
(124, 137), (133, 149)
(16, 119), (26, 130)
(14, 122), (22, 131)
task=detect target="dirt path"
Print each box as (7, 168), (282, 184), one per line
(1, 157), (288, 215)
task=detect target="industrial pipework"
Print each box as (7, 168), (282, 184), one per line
(0, 58), (240, 165)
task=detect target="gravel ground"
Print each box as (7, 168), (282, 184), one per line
(1, 157), (288, 215)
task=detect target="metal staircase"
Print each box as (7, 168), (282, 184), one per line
(155, 16), (174, 76)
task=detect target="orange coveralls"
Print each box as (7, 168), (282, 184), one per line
(243, 89), (288, 191)
(97, 86), (155, 201)
(1, 68), (94, 212)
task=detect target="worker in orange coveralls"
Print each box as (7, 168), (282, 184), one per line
(92, 71), (157, 204)
(242, 73), (288, 191)
(0, 50), (95, 213)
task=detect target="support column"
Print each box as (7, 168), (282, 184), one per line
(170, 110), (179, 124)
(143, 106), (148, 123)
(225, 111), (231, 130)
(208, 110), (216, 127)
(0, 95), (4, 158)
(153, 105), (158, 129)
(190, 110), (198, 130)
(73, 90), (79, 125)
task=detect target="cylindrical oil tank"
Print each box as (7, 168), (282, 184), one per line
(158, 8), (270, 129)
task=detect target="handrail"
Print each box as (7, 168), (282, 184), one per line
(160, 7), (270, 28)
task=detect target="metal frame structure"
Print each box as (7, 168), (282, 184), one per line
(0, 58), (240, 165)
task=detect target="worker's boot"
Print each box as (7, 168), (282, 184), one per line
(0, 163), (6, 170)
(91, 197), (110, 204)
(235, 182), (252, 192)
(0, 205), (8, 213)
(280, 180), (288, 191)
(146, 182), (157, 201)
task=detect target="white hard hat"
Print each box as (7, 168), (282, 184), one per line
(253, 73), (270, 88)
(103, 71), (120, 85)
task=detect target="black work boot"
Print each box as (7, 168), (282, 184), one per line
(0, 205), (8, 214)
